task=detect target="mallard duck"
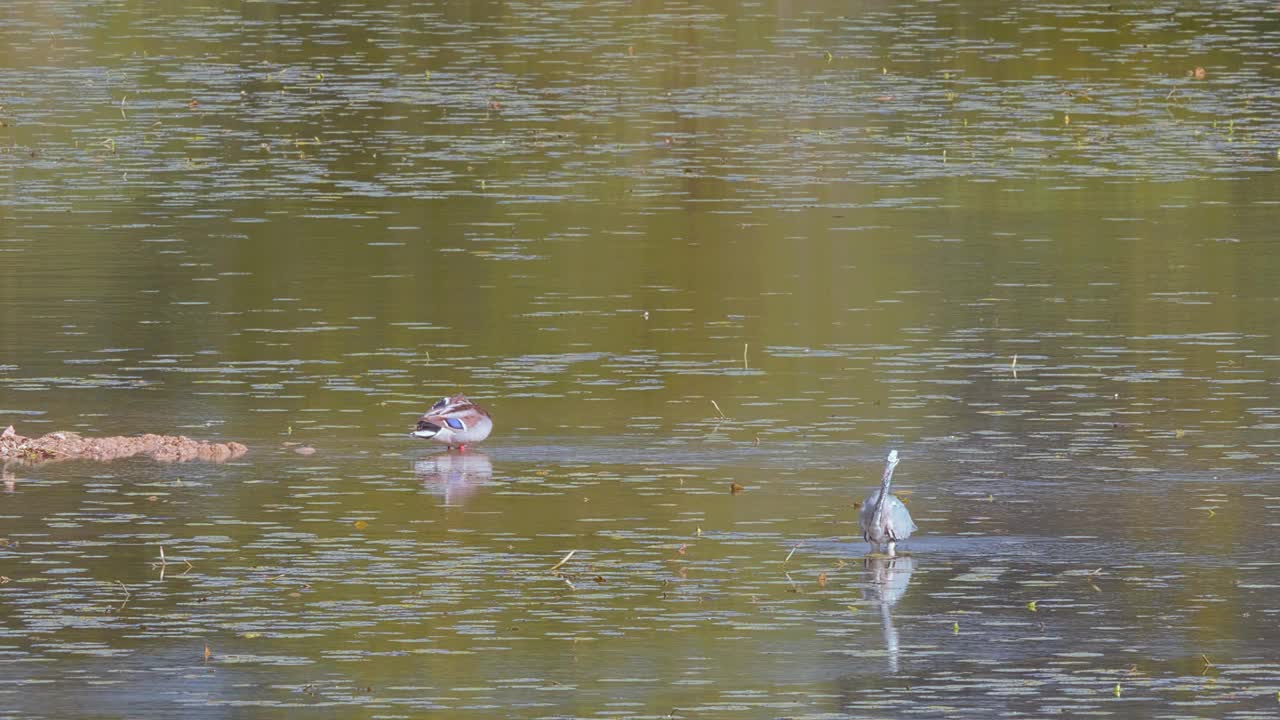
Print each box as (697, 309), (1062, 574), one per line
(412, 394), (493, 451)
(858, 450), (917, 557)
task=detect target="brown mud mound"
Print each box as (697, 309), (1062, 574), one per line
(0, 425), (248, 464)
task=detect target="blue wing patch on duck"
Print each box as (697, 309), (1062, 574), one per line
(411, 393), (494, 449)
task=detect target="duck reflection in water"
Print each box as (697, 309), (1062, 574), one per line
(414, 452), (493, 506)
(863, 554), (916, 674)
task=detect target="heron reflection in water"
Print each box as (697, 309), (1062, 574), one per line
(857, 450), (917, 557)
(863, 554), (916, 674)
(414, 452), (493, 506)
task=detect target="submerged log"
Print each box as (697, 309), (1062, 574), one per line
(0, 425), (248, 464)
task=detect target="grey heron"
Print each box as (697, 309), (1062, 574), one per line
(858, 450), (917, 556)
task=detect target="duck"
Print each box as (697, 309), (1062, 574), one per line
(412, 394), (493, 451)
(857, 450), (917, 557)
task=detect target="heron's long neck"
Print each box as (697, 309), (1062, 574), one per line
(880, 462), (897, 492)
(871, 462), (898, 517)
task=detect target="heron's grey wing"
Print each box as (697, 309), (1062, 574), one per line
(883, 496), (917, 540)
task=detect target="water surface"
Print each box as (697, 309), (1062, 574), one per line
(3, 1), (1280, 717)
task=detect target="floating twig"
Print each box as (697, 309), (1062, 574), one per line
(549, 549), (576, 572)
(710, 400), (726, 419)
(114, 580), (131, 612)
(785, 572), (799, 593)
(151, 545), (194, 579)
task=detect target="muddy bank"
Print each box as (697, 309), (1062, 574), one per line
(0, 426), (248, 464)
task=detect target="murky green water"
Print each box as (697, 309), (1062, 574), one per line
(4, 1), (1280, 717)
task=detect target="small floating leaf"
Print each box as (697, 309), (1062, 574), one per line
(729, 482), (745, 495)
(1113, 683), (1121, 697)
(353, 520), (369, 530)
(952, 622), (959, 634)
(1026, 600), (1038, 612)
(817, 572), (827, 587)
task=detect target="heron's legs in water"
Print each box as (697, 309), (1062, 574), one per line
(885, 541), (897, 557)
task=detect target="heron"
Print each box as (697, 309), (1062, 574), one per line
(858, 450), (917, 557)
